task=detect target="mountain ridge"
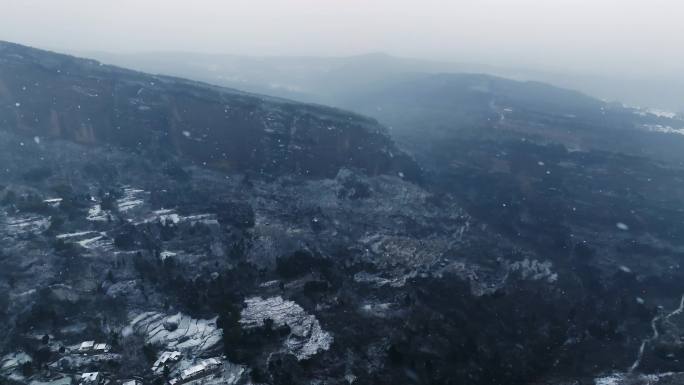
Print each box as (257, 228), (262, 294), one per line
(83, 48), (684, 113)
(0, 41), (419, 180)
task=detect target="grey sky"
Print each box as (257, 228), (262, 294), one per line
(1, 0), (682, 77)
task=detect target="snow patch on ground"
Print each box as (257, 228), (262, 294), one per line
(647, 109), (678, 119)
(595, 372), (678, 385)
(633, 106), (680, 120)
(645, 124), (684, 136)
(3, 214), (50, 235)
(117, 187), (147, 212)
(140, 209), (217, 227)
(160, 251), (177, 261)
(353, 271), (417, 288)
(507, 258), (558, 283)
(43, 198), (62, 207)
(439, 258), (558, 296)
(56, 231), (95, 239)
(28, 376), (73, 385)
(87, 203), (109, 222)
(56, 231), (113, 251)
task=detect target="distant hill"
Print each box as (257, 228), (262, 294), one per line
(81, 49), (684, 166)
(86, 50), (684, 113)
(332, 72), (684, 171)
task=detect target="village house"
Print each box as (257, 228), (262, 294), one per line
(80, 372), (103, 385)
(78, 341), (111, 355)
(152, 351), (182, 374)
(168, 358), (222, 385)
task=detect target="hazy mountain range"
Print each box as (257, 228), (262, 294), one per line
(86, 50), (684, 114)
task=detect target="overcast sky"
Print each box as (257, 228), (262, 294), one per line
(1, 0), (682, 77)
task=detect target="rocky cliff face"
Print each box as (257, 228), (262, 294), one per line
(0, 41), (418, 180)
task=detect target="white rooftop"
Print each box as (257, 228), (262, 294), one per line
(180, 358), (222, 379)
(152, 350), (182, 372)
(80, 372), (100, 383)
(79, 341), (95, 350)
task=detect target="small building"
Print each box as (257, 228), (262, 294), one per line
(44, 198), (63, 207)
(78, 341), (111, 355)
(169, 358), (222, 385)
(152, 351), (181, 374)
(80, 372), (103, 385)
(122, 380), (142, 385)
(93, 343), (111, 354)
(78, 341), (95, 353)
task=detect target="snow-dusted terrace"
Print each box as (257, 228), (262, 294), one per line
(127, 312), (222, 354)
(2, 213), (50, 236)
(240, 296), (333, 360)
